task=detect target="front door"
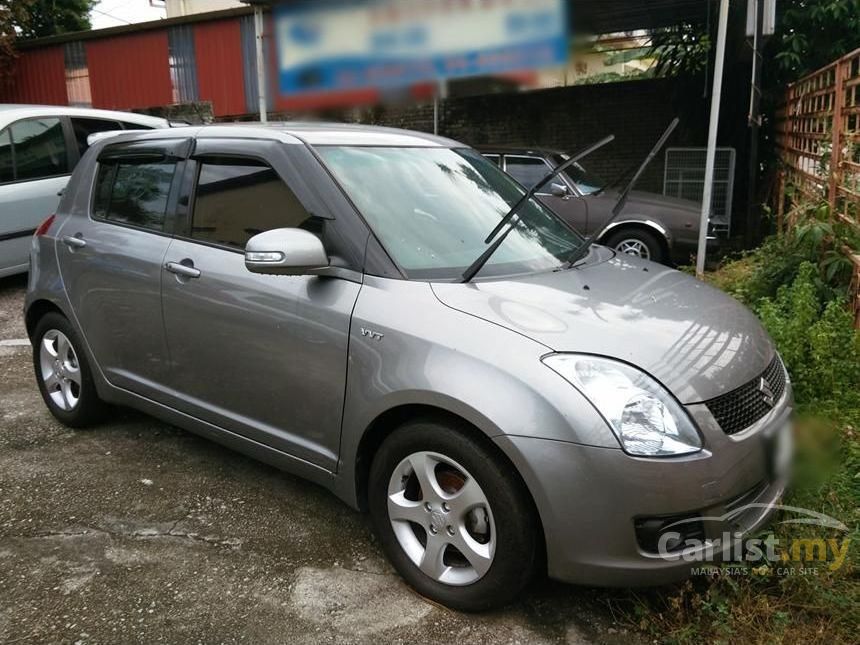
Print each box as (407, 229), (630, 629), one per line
(57, 138), (189, 398)
(160, 148), (360, 470)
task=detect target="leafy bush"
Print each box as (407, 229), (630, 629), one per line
(757, 262), (860, 402)
(714, 201), (858, 313)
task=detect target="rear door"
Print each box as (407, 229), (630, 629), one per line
(159, 139), (361, 470)
(503, 154), (590, 234)
(57, 138), (190, 398)
(0, 117), (75, 276)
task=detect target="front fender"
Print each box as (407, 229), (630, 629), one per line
(333, 277), (619, 507)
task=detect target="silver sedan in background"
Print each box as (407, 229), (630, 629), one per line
(478, 146), (714, 265)
(0, 105), (168, 278)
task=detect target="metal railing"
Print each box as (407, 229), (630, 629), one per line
(776, 47), (860, 326)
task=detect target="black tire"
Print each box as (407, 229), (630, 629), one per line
(368, 419), (539, 612)
(605, 227), (667, 264)
(32, 312), (106, 428)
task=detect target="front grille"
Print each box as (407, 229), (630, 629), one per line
(705, 356), (786, 435)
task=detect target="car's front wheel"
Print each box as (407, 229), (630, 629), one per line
(605, 228), (666, 264)
(368, 419), (539, 611)
(32, 312), (106, 428)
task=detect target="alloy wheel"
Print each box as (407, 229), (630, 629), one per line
(39, 330), (81, 411)
(387, 451), (496, 586)
(615, 238), (651, 260)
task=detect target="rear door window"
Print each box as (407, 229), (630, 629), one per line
(2, 117), (69, 182)
(71, 117), (123, 156)
(0, 130), (13, 183)
(93, 159), (177, 232)
(190, 157), (317, 250)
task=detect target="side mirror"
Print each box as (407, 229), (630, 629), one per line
(550, 182), (571, 199)
(245, 228), (329, 276)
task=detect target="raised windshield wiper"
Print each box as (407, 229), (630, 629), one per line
(562, 118), (680, 269)
(461, 134), (615, 283)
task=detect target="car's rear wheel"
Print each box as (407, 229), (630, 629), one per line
(33, 312), (105, 428)
(368, 419), (539, 611)
(605, 228), (666, 264)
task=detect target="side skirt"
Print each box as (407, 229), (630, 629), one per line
(100, 382), (358, 508)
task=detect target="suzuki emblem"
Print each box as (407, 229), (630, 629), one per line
(759, 377), (775, 408)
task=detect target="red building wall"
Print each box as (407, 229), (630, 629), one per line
(194, 19), (246, 117)
(86, 31), (173, 110)
(0, 46), (67, 105)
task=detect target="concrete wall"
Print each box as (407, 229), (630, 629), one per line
(165, 0), (243, 18)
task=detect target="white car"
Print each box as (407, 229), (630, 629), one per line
(0, 105), (168, 278)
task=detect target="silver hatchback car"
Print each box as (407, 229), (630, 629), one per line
(26, 123), (792, 611)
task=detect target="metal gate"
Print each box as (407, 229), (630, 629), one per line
(663, 147), (736, 235)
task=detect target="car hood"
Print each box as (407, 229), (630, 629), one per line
(431, 250), (774, 404)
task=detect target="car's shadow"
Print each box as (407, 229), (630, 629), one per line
(0, 273), (27, 292)
(79, 405), (655, 640)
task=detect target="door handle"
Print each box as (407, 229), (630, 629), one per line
(62, 234), (87, 249)
(165, 261), (201, 279)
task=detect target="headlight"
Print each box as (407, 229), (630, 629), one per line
(542, 354), (702, 457)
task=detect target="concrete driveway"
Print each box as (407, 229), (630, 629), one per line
(0, 275), (640, 644)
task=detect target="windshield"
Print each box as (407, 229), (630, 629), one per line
(318, 146), (583, 280)
(552, 153), (605, 196)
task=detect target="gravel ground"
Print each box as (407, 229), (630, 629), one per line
(0, 274), (643, 645)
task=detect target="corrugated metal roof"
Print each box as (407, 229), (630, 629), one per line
(574, 0), (711, 33)
(196, 18), (247, 117)
(86, 31), (173, 110)
(0, 46), (67, 105)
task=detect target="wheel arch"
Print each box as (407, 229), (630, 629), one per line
(599, 219), (671, 256)
(25, 299), (68, 340)
(352, 404), (545, 563)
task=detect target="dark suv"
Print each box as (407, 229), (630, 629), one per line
(478, 146), (710, 265)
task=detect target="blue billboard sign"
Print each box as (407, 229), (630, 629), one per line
(274, 0), (568, 95)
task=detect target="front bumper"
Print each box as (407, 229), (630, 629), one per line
(495, 382), (793, 587)
(671, 235), (720, 266)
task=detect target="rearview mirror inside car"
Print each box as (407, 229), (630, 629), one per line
(245, 228), (329, 276)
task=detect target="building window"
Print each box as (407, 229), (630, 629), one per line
(64, 42), (92, 107)
(168, 25), (199, 104)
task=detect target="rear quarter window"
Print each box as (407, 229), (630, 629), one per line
(92, 159), (177, 232)
(71, 117), (123, 156)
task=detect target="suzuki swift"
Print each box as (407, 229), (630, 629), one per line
(25, 123), (792, 611)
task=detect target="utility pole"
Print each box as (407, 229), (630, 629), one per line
(241, 0), (269, 123)
(696, 0), (730, 278)
(254, 4), (268, 123)
(745, 0), (765, 246)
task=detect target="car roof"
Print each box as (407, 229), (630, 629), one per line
(94, 122), (465, 148)
(0, 104), (169, 128)
(475, 145), (566, 157)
